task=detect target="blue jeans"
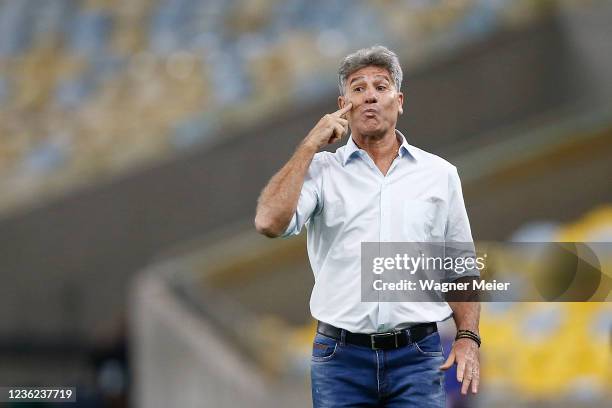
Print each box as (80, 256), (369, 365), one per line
(310, 328), (446, 408)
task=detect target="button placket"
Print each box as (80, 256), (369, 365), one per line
(377, 179), (391, 330)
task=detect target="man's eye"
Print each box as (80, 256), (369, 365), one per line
(353, 87), (363, 92)
(377, 86), (387, 91)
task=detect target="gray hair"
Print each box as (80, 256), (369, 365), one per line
(338, 45), (403, 95)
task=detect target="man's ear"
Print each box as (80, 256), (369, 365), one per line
(397, 92), (404, 115)
(338, 95), (345, 110)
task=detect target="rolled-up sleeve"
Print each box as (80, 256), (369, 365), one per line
(445, 166), (473, 242)
(281, 154), (324, 238)
(445, 166), (480, 279)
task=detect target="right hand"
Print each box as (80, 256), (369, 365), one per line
(303, 103), (352, 150)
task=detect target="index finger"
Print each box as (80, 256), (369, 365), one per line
(333, 102), (352, 117)
(456, 360), (466, 382)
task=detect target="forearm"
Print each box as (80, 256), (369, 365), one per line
(254, 140), (318, 237)
(448, 301), (480, 335)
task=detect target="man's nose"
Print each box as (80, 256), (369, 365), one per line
(364, 88), (378, 104)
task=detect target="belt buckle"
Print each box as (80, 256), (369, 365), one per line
(370, 332), (398, 350)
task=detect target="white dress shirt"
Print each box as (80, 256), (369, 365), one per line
(282, 130), (475, 333)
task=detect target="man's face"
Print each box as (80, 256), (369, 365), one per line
(339, 66), (404, 139)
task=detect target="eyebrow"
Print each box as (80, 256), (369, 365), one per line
(349, 75), (391, 85)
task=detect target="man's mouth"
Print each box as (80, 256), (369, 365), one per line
(363, 109), (378, 118)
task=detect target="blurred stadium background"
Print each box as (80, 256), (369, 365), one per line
(0, 0), (611, 407)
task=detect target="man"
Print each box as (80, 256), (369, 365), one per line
(255, 45), (480, 407)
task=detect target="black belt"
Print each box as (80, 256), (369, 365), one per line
(317, 321), (437, 350)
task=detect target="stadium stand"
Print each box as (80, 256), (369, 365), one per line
(0, 0), (598, 217)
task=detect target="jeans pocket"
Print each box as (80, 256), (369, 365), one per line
(311, 333), (339, 362)
(414, 331), (444, 357)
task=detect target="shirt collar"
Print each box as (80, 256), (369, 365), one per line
(341, 129), (419, 166)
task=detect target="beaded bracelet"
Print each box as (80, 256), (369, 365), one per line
(456, 329), (481, 339)
(455, 329), (481, 347)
